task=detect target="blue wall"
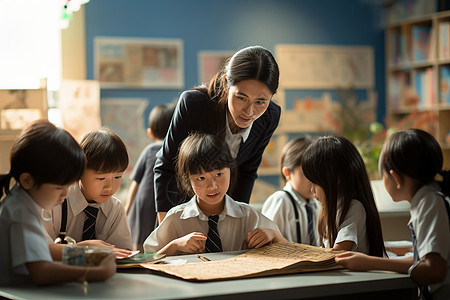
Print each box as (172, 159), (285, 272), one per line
(85, 0), (386, 128)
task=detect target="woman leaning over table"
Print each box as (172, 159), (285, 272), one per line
(154, 45), (281, 223)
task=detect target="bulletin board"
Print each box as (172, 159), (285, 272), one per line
(94, 37), (184, 89)
(275, 45), (374, 89)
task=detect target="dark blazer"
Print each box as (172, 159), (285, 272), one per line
(154, 89), (281, 212)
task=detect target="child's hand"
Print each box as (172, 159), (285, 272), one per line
(78, 239), (114, 248)
(247, 228), (276, 249)
(77, 240), (132, 258)
(334, 251), (370, 271)
(173, 232), (207, 254)
(113, 248), (133, 259)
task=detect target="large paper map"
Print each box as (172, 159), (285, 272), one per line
(141, 242), (344, 281)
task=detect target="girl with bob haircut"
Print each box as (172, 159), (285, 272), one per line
(144, 132), (285, 256)
(336, 129), (450, 300)
(0, 120), (116, 285)
(302, 135), (386, 257)
(154, 45), (281, 223)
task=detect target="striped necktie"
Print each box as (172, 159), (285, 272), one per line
(305, 202), (316, 246)
(409, 222), (419, 262)
(82, 206), (99, 241)
(205, 215), (222, 253)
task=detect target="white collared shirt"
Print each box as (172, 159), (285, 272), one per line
(224, 113), (252, 158)
(262, 182), (321, 245)
(43, 183), (132, 249)
(143, 194), (280, 254)
(322, 199), (368, 254)
(409, 183), (450, 300)
(0, 184), (53, 285)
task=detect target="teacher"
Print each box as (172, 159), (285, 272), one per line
(154, 45), (281, 222)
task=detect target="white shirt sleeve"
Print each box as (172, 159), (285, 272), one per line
(262, 191), (295, 242)
(335, 199), (367, 252)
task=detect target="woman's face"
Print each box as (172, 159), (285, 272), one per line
(227, 79), (272, 133)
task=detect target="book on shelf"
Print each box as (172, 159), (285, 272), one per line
(390, 30), (408, 64)
(412, 26), (432, 61)
(414, 67), (434, 109)
(441, 66), (450, 105)
(439, 21), (450, 60)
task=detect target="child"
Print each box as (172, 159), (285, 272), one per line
(125, 102), (175, 251)
(301, 135), (386, 257)
(44, 127), (132, 258)
(0, 120), (116, 285)
(262, 136), (320, 245)
(336, 129), (450, 300)
(143, 132), (286, 256)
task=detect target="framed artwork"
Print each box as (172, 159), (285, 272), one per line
(95, 37), (184, 89)
(59, 79), (101, 140)
(198, 51), (234, 85)
(0, 88), (47, 135)
(275, 45), (374, 89)
(100, 98), (149, 200)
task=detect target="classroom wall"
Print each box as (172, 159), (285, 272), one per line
(82, 1), (416, 241)
(84, 0), (386, 128)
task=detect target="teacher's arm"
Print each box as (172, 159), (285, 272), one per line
(231, 102), (281, 203)
(154, 91), (200, 221)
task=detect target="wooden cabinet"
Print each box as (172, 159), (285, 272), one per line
(386, 10), (450, 169)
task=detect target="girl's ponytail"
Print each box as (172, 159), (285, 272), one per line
(0, 173), (13, 199)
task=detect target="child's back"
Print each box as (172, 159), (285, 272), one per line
(126, 102), (175, 251)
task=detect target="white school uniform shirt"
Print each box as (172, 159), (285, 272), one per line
(262, 182), (321, 245)
(144, 194), (281, 254)
(224, 113), (252, 158)
(0, 184), (53, 285)
(323, 199), (369, 254)
(43, 183), (132, 249)
(409, 183), (450, 300)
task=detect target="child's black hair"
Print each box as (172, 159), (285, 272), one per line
(302, 135), (386, 257)
(0, 119), (85, 198)
(148, 102), (176, 140)
(280, 136), (313, 183)
(176, 132), (236, 197)
(380, 128), (449, 197)
(79, 127), (129, 173)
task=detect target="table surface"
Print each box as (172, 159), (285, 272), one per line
(0, 251), (416, 300)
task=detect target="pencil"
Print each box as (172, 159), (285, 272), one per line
(197, 254), (211, 262)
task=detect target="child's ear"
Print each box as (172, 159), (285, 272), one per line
(389, 169), (402, 189)
(147, 128), (155, 139)
(282, 167), (291, 181)
(19, 172), (35, 190)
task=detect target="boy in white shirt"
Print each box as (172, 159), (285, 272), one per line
(44, 128), (132, 257)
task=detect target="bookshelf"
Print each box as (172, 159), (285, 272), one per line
(386, 10), (450, 169)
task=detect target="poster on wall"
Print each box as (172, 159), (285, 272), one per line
(0, 88), (47, 134)
(100, 98), (149, 199)
(59, 79), (101, 140)
(275, 45), (374, 89)
(198, 51), (234, 85)
(94, 37), (184, 89)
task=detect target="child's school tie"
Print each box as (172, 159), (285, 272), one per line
(305, 202), (316, 246)
(205, 214), (222, 252)
(82, 206), (99, 240)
